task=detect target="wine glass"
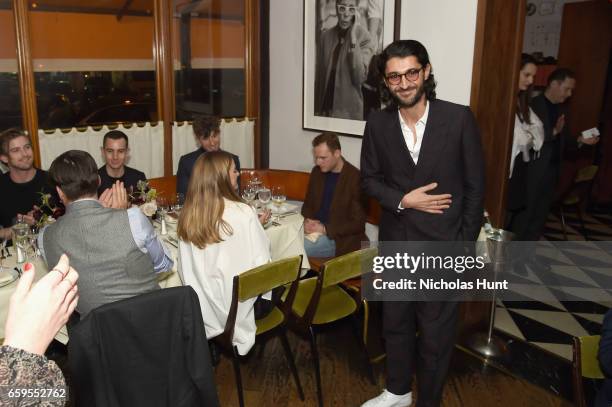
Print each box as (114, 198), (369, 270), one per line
(0, 233), (7, 272)
(173, 193), (185, 212)
(249, 172), (262, 193)
(241, 186), (257, 207)
(258, 185), (271, 208)
(271, 186), (286, 221)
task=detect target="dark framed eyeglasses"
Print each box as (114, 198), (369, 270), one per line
(385, 67), (424, 85)
(337, 5), (357, 14)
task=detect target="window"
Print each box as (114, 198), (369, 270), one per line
(173, 0), (245, 120)
(29, 1), (158, 129)
(0, 6), (22, 132)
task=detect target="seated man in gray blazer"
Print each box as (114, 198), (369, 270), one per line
(39, 150), (173, 317)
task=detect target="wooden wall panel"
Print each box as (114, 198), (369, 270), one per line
(469, 0), (526, 228)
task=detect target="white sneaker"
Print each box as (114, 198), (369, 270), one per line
(361, 389), (412, 407)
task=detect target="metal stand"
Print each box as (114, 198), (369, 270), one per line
(468, 228), (513, 359)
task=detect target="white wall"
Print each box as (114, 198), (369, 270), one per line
(269, 0), (478, 171)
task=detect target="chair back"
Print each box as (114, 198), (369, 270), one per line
(572, 335), (604, 407)
(562, 165), (599, 205)
(574, 165), (599, 184)
(321, 247), (377, 288)
(220, 256), (303, 344)
(237, 255), (302, 301)
(68, 286), (219, 407)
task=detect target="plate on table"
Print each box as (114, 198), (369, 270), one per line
(269, 202), (300, 215)
(0, 268), (19, 288)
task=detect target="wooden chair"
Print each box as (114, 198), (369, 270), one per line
(285, 248), (378, 407)
(572, 335), (604, 407)
(148, 175), (177, 199)
(213, 256), (304, 407)
(555, 165), (598, 240)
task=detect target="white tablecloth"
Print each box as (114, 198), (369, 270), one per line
(0, 210), (309, 344)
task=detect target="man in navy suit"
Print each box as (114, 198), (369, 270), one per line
(176, 115), (240, 196)
(360, 40), (484, 407)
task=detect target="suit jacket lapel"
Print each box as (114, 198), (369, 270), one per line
(413, 100), (449, 185)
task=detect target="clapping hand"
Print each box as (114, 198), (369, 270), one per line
(553, 114), (565, 136)
(99, 181), (129, 209)
(400, 182), (452, 214)
(304, 218), (326, 234)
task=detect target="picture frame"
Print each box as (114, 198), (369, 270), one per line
(303, 0), (397, 137)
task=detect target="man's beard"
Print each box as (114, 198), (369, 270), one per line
(390, 83), (425, 108)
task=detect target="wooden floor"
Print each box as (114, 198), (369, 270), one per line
(214, 320), (572, 407)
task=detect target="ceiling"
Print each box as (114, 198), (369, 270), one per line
(25, 0), (244, 20)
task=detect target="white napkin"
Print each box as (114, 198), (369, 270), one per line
(305, 232), (322, 243)
(0, 270), (15, 285)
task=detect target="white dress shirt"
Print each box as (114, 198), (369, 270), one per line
(398, 101), (430, 165)
(397, 103), (430, 210)
(178, 199), (271, 355)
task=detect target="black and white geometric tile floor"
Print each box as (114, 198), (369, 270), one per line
(493, 210), (612, 362)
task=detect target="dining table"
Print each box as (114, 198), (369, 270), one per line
(0, 203), (309, 344)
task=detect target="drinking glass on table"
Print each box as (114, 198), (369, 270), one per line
(173, 193), (185, 212)
(241, 186), (257, 207)
(0, 234), (7, 272)
(249, 172), (262, 192)
(271, 186), (286, 222)
(12, 222), (30, 266)
(258, 185), (271, 210)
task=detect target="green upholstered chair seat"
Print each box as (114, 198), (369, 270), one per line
(290, 277), (357, 325)
(255, 306), (285, 335)
(578, 335), (604, 379)
(563, 195), (580, 206)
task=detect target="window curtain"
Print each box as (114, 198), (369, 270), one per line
(172, 118), (255, 174)
(38, 122), (165, 178)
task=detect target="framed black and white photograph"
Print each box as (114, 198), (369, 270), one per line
(303, 0), (396, 136)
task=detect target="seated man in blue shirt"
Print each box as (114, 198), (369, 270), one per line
(176, 116), (240, 196)
(39, 150), (173, 317)
(301, 132), (367, 258)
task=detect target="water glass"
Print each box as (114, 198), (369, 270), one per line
(271, 186), (286, 221)
(258, 186), (271, 207)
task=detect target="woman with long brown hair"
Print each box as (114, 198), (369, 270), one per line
(506, 53), (544, 234)
(177, 151), (270, 355)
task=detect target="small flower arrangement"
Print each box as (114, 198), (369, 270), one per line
(131, 180), (158, 217)
(33, 192), (65, 231)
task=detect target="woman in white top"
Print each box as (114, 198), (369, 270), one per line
(507, 54), (545, 231)
(177, 151), (271, 355)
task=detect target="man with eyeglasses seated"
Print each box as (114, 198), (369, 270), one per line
(97, 130), (147, 197)
(315, 0), (375, 120)
(176, 115), (241, 196)
(38, 150), (173, 318)
(302, 132), (367, 258)
(0, 128), (56, 240)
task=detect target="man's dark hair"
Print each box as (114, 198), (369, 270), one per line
(103, 130), (129, 148)
(49, 150), (99, 201)
(0, 128), (30, 156)
(547, 68), (575, 87)
(312, 132), (342, 152)
(193, 116), (221, 139)
(377, 39), (437, 106)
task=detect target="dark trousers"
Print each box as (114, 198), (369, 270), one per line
(510, 145), (559, 241)
(383, 301), (459, 407)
